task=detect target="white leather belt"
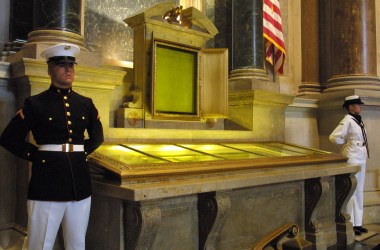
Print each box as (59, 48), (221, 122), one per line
(38, 144), (84, 152)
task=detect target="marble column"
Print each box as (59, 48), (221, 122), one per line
(26, 0), (86, 49)
(0, 0), (10, 51)
(324, 0), (380, 92)
(297, 0), (321, 96)
(229, 0), (270, 88)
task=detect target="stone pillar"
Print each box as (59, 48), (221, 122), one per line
(0, 0), (10, 51)
(324, 0), (380, 92)
(229, 0), (273, 91)
(26, 0), (86, 49)
(297, 0), (321, 96)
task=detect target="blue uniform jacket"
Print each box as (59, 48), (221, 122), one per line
(0, 85), (104, 201)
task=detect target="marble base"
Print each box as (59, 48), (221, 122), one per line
(324, 75), (380, 92)
(0, 226), (26, 250)
(229, 76), (279, 92)
(25, 30), (86, 50)
(228, 90), (294, 140)
(89, 161), (358, 250)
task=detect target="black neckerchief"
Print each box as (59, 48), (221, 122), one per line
(349, 113), (369, 158)
(349, 113), (362, 124)
(49, 84), (73, 95)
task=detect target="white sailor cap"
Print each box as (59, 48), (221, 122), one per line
(343, 95), (364, 107)
(41, 43), (80, 64)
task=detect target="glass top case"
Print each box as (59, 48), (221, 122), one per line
(93, 142), (330, 166)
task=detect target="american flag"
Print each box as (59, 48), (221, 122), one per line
(263, 0), (286, 75)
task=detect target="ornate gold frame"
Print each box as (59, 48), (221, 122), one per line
(151, 39), (201, 120)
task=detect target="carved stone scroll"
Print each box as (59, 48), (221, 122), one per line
(335, 173), (357, 246)
(304, 177), (331, 249)
(124, 201), (161, 250)
(305, 177), (324, 232)
(198, 191), (231, 250)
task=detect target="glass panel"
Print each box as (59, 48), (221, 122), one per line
(221, 143), (302, 157)
(265, 143), (328, 155)
(94, 145), (166, 165)
(154, 42), (198, 115)
(179, 144), (265, 160)
(124, 144), (220, 162)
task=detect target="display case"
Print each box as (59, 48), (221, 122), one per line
(89, 142), (346, 183)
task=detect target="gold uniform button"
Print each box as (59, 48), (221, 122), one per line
(63, 96), (68, 100)
(65, 103), (70, 107)
(68, 120), (72, 125)
(42, 160), (46, 163)
(69, 130), (73, 134)
(48, 117), (53, 121)
(82, 116), (85, 120)
(66, 112), (71, 116)
(68, 138), (72, 142)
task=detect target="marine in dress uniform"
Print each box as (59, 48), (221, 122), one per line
(0, 43), (104, 249)
(329, 95), (369, 236)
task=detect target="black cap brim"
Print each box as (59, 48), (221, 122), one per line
(47, 56), (77, 64)
(343, 99), (364, 107)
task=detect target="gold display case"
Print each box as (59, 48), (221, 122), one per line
(89, 142), (346, 183)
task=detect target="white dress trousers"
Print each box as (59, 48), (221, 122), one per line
(25, 196), (91, 250)
(329, 114), (367, 227)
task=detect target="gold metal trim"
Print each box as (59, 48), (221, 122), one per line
(89, 148), (346, 181)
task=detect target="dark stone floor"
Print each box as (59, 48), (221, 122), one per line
(328, 224), (380, 250)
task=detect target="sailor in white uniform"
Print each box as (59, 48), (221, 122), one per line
(329, 95), (369, 236)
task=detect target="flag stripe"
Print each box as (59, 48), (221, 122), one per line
(263, 23), (285, 48)
(263, 0), (286, 75)
(263, 30), (285, 54)
(263, 12), (283, 35)
(263, 5), (282, 24)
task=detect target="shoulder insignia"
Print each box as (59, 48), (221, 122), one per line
(16, 109), (25, 120)
(97, 114), (100, 120)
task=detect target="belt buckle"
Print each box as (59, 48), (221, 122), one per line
(62, 143), (73, 152)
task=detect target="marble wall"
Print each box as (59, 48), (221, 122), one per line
(84, 0), (178, 62)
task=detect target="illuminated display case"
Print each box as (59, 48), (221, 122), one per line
(89, 142), (346, 183)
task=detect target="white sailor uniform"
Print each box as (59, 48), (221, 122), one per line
(329, 113), (368, 227)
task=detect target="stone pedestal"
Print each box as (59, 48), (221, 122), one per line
(227, 90), (294, 141)
(87, 159), (358, 250)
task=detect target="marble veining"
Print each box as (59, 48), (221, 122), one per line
(232, 0), (265, 70)
(85, 0), (179, 61)
(34, 0), (81, 33)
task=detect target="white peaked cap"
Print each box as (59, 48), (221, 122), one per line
(41, 43), (80, 61)
(345, 95), (360, 101)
